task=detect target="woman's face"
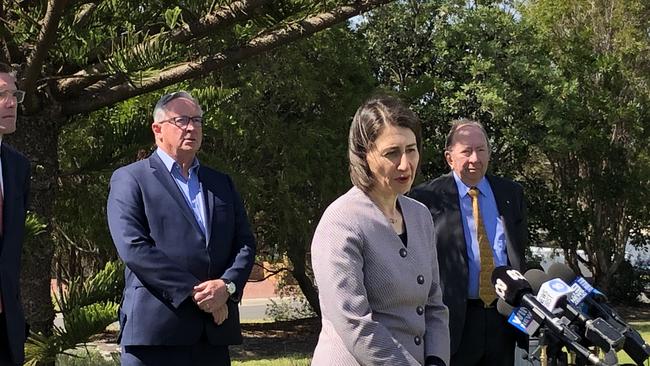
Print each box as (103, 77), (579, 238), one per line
(366, 124), (419, 198)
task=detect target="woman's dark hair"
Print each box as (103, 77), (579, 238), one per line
(348, 95), (422, 193)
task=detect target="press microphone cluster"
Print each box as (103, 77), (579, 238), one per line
(547, 262), (650, 366)
(492, 266), (609, 365)
(492, 264), (650, 366)
(530, 268), (624, 353)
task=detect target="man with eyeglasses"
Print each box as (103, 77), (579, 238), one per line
(107, 91), (256, 366)
(0, 62), (31, 366)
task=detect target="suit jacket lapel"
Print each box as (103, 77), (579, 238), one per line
(149, 153), (205, 238)
(198, 166), (213, 244)
(486, 175), (521, 269)
(443, 174), (470, 267)
(1, 145), (15, 255)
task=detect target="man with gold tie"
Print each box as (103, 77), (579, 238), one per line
(410, 119), (528, 366)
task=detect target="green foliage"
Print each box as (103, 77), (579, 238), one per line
(265, 285), (317, 321)
(199, 25), (376, 264)
(55, 261), (124, 313)
(24, 212), (47, 240)
(362, 0), (650, 293)
(607, 261), (648, 305)
(58, 302), (120, 347)
(57, 351), (119, 366)
(233, 357), (311, 366)
(362, 0), (547, 180)
(25, 261), (123, 365)
(518, 0), (650, 287)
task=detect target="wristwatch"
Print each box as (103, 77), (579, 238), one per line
(223, 279), (236, 296)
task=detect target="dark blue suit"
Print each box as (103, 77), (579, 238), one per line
(410, 173), (527, 365)
(0, 143), (30, 365)
(107, 152), (255, 364)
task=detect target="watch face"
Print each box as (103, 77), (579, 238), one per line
(227, 282), (236, 294)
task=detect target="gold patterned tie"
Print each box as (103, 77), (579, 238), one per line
(468, 187), (496, 306)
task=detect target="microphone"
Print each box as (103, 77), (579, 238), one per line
(547, 262), (650, 364)
(492, 266), (613, 366)
(524, 268), (549, 294)
(497, 297), (543, 336)
(533, 270), (625, 352)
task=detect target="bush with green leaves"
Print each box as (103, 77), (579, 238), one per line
(607, 261), (648, 306)
(24, 261), (123, 366)
(265, 286), (316, 322)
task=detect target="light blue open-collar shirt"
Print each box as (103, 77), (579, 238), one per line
(156, 148), (207, 239)
(452, 171), (508, 299)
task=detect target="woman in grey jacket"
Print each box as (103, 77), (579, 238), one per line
(310, 95), (450, 366)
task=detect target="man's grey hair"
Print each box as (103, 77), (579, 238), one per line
(153, 91), (203, 122)
(444, 118), (491, 151)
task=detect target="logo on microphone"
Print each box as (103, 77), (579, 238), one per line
(536, 278), (574, 311)
(508, 307), (541, 336)
(506, 269), (526, 281)
(495, 269), (526, 299)
(549, 279), (570, 292)
(495, 279), (507, 300)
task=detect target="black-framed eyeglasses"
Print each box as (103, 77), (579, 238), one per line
(0, 90), (25, 103)
(159, 116), (203, 128)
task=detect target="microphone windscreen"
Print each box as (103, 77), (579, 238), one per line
(492, 266), (532, 306)
(547, 262), (577, 284)
(524, 269), (550, 295)
(496, 298), (514, 317)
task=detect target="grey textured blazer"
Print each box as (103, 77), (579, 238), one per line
(311, 186), (450, 366)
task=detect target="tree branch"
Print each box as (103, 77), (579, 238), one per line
(248, 263), (290, 282)
(22, 0), (67, 107)
(0, 3), (24, 64)
(56, 0), (271, 96)
(63, 0), (393, 115)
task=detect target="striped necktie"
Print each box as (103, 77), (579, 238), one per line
(468, 187), (496, 305)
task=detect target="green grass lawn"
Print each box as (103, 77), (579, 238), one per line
(617, 321), (650, 365)
(233, 355), (310, 366)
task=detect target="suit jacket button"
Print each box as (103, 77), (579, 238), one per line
(399, 248), (407, 258)
(414, 335), (422, 345)
(416, 305), (424, 315)
(417, 275), (424, 284)
(162, 291), (171, 300)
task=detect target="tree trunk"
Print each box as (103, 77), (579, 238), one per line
(286, 242), (321, 317)
(9, 109), (62, 337)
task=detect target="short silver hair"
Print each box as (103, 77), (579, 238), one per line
(445, 119), (491, 151)
(153, 91), (203, 122)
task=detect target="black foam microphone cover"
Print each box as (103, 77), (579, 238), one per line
(546, 262), (577, 284)
(492, 266), (532, 306)
(524, 269), (550, 294)
(496, 298), (514, 317)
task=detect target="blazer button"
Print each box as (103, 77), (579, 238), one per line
(399, 248), (408, 258)
(417, 275), (424, 284)
(414, 335), (422, 345)
(416, 305), (424, 315)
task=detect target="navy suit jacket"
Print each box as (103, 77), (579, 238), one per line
(0, 143), (31, 364)
(107, 152), (256, 346)
(410, 173), (527, 354)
